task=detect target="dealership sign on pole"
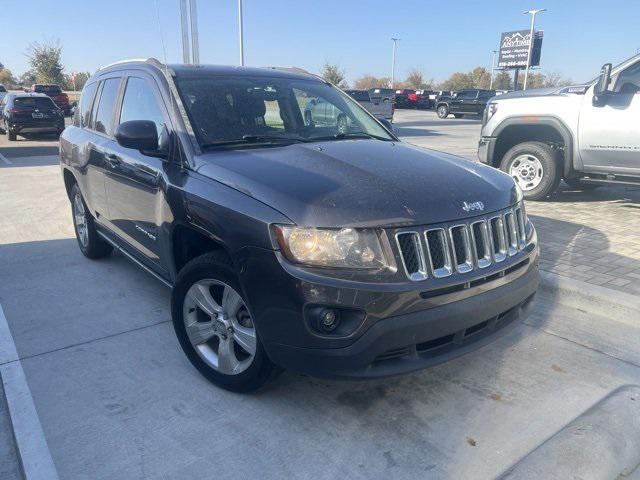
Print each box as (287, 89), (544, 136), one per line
(498, 30), (543, 69)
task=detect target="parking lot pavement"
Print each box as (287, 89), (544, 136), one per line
(394, 109), (640, 295)
(2, 118), (640, 479)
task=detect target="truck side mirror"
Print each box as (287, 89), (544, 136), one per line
(593, 63), (612, 107)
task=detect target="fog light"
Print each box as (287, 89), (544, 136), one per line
(320, 309), (340, 332)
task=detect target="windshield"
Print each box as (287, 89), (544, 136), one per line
(14, 97), (57, 109)
(0, 86), (6, 93)
(175, 75), (394, 148)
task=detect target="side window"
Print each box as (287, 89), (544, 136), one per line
(79, 82), (98, 128)
(614, 62), (640, 94)
(93, 78), (121, 136)
(119, 77), (167, 135)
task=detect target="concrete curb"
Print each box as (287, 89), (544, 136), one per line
(499, 385), (640, 479)
(539, 270), (640, 319)
(0, 304), (59, 480)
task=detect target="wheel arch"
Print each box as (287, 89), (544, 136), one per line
(62, 167), (78, 200)
(170, 222), (233, 277)
(491, 116), (575, 177)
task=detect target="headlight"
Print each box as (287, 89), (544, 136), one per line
(486, 102), (498, 122)
(274, 226), (391, 269)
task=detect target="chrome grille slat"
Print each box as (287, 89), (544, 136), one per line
(489, 216), (507, 262)
(425, 228), (453, 278)
(395, 232), (428, 281)
(396, 204), (529, 281)
(504, 211), (519, 256)
(471, 220), (492, 268)
(449, 225), (474, 273)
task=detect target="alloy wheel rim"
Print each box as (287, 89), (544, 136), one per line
(509, 154), (544, 191)
(438, 106), (446, 117)
(73, 193), (89, 247)
(183, 279), (256, 375)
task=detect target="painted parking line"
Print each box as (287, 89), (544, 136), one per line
(0, 304), (59, 480)
(0, 153), (12, 165)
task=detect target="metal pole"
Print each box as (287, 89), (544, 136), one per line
(180, 0), (191, 63)
(489, 50), (497, 89)
(189, 0), (200, 64)
(391, 38), (399, 88)
(523, 8), (546, 90)
(238, 0), (245, 65)
(513, 68), (519, 91)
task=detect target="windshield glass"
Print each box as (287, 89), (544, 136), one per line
(175, 75), (394, 147)
(0, 86), (6, 93)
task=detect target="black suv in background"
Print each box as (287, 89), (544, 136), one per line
(1, 93), (65, 141)
(436, 89), (496, 118)
(60, 59), (538, 392)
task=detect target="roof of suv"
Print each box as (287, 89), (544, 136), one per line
(9, 92), (50, 98)
(96, 59), (324, 83)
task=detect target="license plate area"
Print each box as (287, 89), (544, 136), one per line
(32, 113), (45, 118)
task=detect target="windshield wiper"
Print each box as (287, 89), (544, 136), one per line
(201, 135), (308, 149)
(311, 131), (391, 142)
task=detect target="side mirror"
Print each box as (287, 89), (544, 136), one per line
(593, 63), (612, 107)
(115, 120), (159, 152)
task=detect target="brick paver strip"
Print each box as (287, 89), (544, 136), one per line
(526, 183), (640, 296)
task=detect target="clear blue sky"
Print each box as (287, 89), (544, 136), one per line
(2, 0), (638, 84)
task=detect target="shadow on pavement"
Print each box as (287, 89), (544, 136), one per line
(395, 127), (444, 137)
(545, 183), (640, 205)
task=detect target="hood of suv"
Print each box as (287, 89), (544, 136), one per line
(195, 140), (518, 228)
(495, 84), (590, 101)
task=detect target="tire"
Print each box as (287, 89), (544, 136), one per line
(500, 141), (561, 201)
(564, 177), (600, 190)
(453, 114), (464, 119)
(7, 123), (16, 141)
(171, 252), (279, 393)
(70, 183), (113, 258)
(436, 104), (449, 118)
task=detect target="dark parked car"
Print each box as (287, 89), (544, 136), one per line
(0, 92), (65, 141)
(30, 84), (71, 115)
(60, 59), (538, 392)
(435, 89), (496, 119)
(394, 88), (417, 108)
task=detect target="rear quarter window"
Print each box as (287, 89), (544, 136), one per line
(79, 82), (98, 128)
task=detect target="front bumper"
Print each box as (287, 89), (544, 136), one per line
(239, 239), (539, 380)
(477, 136), (496, 165)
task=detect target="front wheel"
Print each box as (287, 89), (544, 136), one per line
(171, 252), (279, 393)
(500, 141), (561, 201)
(436, 105), (449, 118)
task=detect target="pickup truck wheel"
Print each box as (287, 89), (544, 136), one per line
(70, 183), (113, 258)
(172, 252), (279, 393)
(500, 141), (561, 201)
(436, 105), (449, 118)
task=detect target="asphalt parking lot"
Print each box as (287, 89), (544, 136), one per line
(2, 111), (640, 479)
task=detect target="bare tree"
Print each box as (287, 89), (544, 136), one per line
(405, 69), (425, 89)
(353, 74), (391, 89)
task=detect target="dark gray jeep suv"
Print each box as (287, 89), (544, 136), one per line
(60, 59), (539, 392)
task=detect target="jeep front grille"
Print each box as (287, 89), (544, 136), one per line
(396, 204), (528, 280)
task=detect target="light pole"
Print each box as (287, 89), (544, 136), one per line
(489, 50), (497, 89)
(238, 0), (245, 66)
(391, 38), (400, 88)
(523, 8), (546, 90)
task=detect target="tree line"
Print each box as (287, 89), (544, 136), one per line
(0, 40), (91, 91)
(321, 62), (573, 91)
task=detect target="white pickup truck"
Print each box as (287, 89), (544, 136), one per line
(478, 53), (640, 200)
